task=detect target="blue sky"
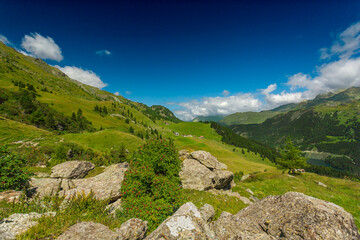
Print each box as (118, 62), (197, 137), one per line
(1, 0), (360, 120)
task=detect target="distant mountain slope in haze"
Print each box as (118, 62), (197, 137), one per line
(192, 115), (225, 122)
(219, 111), (280, 125)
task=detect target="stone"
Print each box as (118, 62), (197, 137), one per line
(50, 161), (95, 179)
(145, 202), (216, 240)
(179, 159), (216, 191)
(115, 218), (148, 240)
(0, 212), (56, 240)
(190, 151), (227, 170)
(178, 149), (190, 159)
(60, 163), (128, 201)
(316, 181), (327, 188)
(212, 192), (360, 239)
(57, 222), (119, 240)
(29, 163), (128, 201)
(240, 174), (250, 181)
(0, 190), (23, 203)
(213, 169), (233, 189)
(199, 204), (215, 223)
(246, 188), (254, 195)
(106, 199), (122, 217)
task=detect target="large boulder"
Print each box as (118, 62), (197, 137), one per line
(50, 161), (95, 179)
(57, 222), (120, 240)
(28, 163), (128, 201)
(0, 190), (23, 203)
(190, 151), (227, 170)
(179, 159), (216, 191)
(115, 218), (148, 240)
(0, 212), (56, 240)
(212, 192), (360, 239)
(60, 163), (129, 201)
(145, 202), (216, 240)
(213, 169), (233, 189)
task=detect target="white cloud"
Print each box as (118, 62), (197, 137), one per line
(114, 91), (120, 96)
(125, 91), (132, 95)
(21, 33), (63, 61)
(261, 83), (306, 109)
(320, 21), (360, 59)
(96, 50), (111, 56)
(222, 90), (230, 96)
(0, 34), (10, 45)
(55, 66), (108, 89)
(174, 94), (262, 121)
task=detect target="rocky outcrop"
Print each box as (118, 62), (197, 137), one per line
(199, 204), (215, 223)
(57, 219), (148, 240)
(145, 202), (216, 240)
(29, 162), (128, 201)
(0, 212), (56, 240)
(0, 190), (23, 203)
(116, 218), (148, 240)
(190, 151), (227, 170)
(57, 221), (120, 240)
(50, 161), (95, 179)
(179, 151), (233, 191)
(211, 192), (360, 239)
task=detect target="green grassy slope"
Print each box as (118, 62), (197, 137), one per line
(220, 111), (280, 125)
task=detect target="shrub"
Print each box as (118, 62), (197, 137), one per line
(119, 138), (185, 231)
(233, 171), (244, 183)
(0, 146), (31, 191)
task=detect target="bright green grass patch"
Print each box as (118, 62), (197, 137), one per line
(61, 129), (143, 152)
(0, 117), (53, 144)
(236, 171), (360, 227)
(185, 189), (247, 220)
(166, 122), (221, 141)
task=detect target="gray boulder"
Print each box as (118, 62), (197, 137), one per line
(190, 151), (227, 170)
(50, 161), (95, 179)
(212, 192), (360, 239)
(57, 222), (119, 240)
(145, 202), (216, 240)
(0, 190), (23, 203)
(199, 204), (215, 223)
(115, 218), (148, 240)
(0, 212), (56, 240)
(179, 159), (216, 191)
(213, 169), (233, 189)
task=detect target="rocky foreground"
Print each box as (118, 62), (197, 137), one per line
(0, 151), (359, 239)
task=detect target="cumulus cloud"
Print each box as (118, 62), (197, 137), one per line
(125, 91), (132, 95)
(222, 90), (230, 96)
(174, 94), (262, 121)
(320, 21), (360, 59)
(21, 33), (63, 61)
(114, 91), (120, 96)
(96, 50), (111, 56)
(0, 34), (10, 45)
(55, 66), (108, 89)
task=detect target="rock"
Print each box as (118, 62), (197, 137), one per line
(145, 202), (216, 240)
(190, 151), (227, 170)
(0, 190), (23, 203)
(50, 161), (95, 179)
(178, 149), (190, 159)
(115, 218), (148, 240)
(60, 163), (128, 201)
(0, 212), (56, 240)
(212, 192), (360, 239)
(29, 163), (128, 201)
(179, 159), (216, 191)
(57, 222), (120, 240)
(106, 199), (122, 217)
(316, 181), (327, 188)
(240, 174), (250, 181)
(213, 169), (233, 189)
(34, 172), (50, 178)
(199, 204), (215, 222)
(246, 188), (254, 195)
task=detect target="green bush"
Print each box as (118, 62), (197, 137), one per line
(0, 146), (31, 191)
(119, 138), (185, 231)
(233, 171), (244, 183)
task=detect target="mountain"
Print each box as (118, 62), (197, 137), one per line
(230, 87), (360, 176)
(219, 111), (280, 125)
(192, 115), (225, 122)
